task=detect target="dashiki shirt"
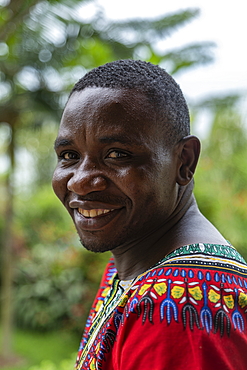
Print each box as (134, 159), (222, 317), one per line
(76, 243), (247, 370)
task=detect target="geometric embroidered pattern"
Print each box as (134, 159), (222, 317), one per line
(76, 243), (247, 370)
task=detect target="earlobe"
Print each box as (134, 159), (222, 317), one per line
(176, 135), (201, 186)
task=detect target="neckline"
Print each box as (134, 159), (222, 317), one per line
(116, 241), (246, 283)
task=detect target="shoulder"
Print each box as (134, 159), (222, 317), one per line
(111, 255), (247, 370)
(121, 243), (247, 335)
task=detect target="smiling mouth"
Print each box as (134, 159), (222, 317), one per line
(78, 208), (114, 218)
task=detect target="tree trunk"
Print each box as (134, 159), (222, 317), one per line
(1, 121), (16, 358)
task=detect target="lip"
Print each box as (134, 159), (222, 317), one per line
(69, 199), (124, 211)
(73, 207), (124, 231)
(69, 199), (125, 231)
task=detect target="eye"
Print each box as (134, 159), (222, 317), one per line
(107, 150), (129, 159)
(60, 151), (79, 160)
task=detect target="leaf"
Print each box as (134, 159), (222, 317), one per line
(188, 286), (203, 301)
(139, 284), (151, 296)
(154, 282), (167, 296)
(239, 292), (247, 308)
(171, 285), (185, 299)
(223, 295), (234, 309)
(208, 289), (220, 303)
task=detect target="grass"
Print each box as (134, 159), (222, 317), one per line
(0, 327), (79, 370)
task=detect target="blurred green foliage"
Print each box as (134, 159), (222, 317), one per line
(12, 175), (110, 332)
(0, 326), (78, 370)
(0, 0), (217, 338)
(28, 356), (76, 370)
(0, 0), (246, 353)
(194, 95), (247, 258)
(15, 244), (86, 331)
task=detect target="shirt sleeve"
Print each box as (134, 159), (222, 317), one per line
(112, 283), (247, 370)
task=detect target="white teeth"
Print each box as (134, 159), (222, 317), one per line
(78, 208), (113, 218)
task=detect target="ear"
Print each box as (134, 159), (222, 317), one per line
(175, 135), (201, 186)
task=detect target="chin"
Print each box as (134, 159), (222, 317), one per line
(75, 223), (143, 254)
(77, 231), (121, 253)
(80, 239), (120, 253)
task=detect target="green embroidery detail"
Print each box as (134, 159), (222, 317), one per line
(161, 243), (247, 265)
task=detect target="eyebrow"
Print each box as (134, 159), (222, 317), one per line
(53, 134), (143, 150)
(54, 138), (74, 150)
(99, 135), (142, 146)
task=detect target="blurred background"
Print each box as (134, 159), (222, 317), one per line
(0, 0), (247, 369)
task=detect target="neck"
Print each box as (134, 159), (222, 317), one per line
(112, 182), (198, 280)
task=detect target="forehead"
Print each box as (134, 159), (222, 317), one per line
(59, 87), (159, 139)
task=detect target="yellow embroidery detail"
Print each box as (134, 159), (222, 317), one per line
(223, 295), (234, 309)
(171, 286), (185, 299)
(188, 286), (203, 300)
(102, 287), (110, 297)
(95, 300), (103, 313)
(131, 288), (138, 297)
(119, 295), (129, 307)
(239, 292), (247, 308)
(139, 284), (151, 296)
(96, 343), (101, 352)
(208, 289), (220, 303)
(89, 358), (96, 370)
(153, 282), (167, 296)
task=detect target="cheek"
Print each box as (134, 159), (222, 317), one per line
(116, 168), (158, 209)
(52, 168), (68, 201)
(116, 167), (147, 194)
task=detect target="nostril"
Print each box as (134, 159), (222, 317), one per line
(67, 173), (108, 194)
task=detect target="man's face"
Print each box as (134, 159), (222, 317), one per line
(52, 87), (180, 253)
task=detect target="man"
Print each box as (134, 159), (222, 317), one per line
(52, 60), (247, 370)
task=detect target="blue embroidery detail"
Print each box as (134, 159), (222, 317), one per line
(232, 288), (245, 332)
(200, 282), (213, 333)
(165, 268), (172, 276)
(160, 279), (178, 324)
(188, 270), (194, 278)
(206, 272), (211, 281)
(238, 278), (243, 287)
(214, 272), (220, 282)
(181, 269), (186, 277)
(227, 275), (232, 284)
(197, 271), (204, 280)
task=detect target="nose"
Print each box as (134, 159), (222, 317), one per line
(67, 160), (108, 195)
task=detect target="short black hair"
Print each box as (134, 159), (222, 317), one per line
(70, 59), (190, 145)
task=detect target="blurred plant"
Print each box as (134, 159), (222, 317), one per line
(28, 354), (77, 370)
(14, 242), (109, 331)
(11, 183), (109, 332)
(15, 244), (84, 331)
(0, 0), (215, 360)
(193, 94), (247, 259)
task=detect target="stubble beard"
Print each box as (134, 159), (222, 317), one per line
(75, 223), (142, 253)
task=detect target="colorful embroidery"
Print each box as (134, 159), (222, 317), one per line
(76, 244), (247, 370)
(239, 292), (247, 308)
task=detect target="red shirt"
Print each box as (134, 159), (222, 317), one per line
(76, 243), (247, 370)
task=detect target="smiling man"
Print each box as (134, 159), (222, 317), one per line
(52, 60), (247, 370)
